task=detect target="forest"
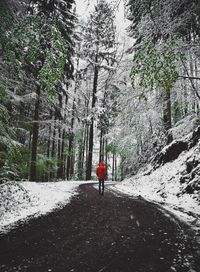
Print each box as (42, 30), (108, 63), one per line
(0, 0), (200, 183)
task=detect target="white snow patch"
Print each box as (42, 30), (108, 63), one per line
(0, 180), (96, 233)
(109, 146), (200, 231)
(170, 115), (199, 140)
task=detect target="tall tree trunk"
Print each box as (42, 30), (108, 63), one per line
(57, 127), (62, 178)
(70, 146), (75, 177)
(163, 89), (173, 144)
(189, 57), (196, 113)
(85, 125), (89, 179)
(105, 138), (108, 167)
(66, 98), (76, 180)
(51, 119), (56, 158)
(86, 120), (94, 180)
(99, 130), (103, 163)
(77, 131), (84, 180)
(86, 58), (99, 180)
(45, 108), (53, 182)
(112, 153), (115, 181)
(194, 59), (200, 114)
(57, 94), (62, 179)
(64, 153), (67, 179)
(80, 124), (87, 176)
(28, 132), (32, 180)
(30, 86), (40, 181)
(66, 136), (75, 180)
(115, 156), (117, 181)
(66, 135), (73, 180)
(58, 129), (65, 179)
(120, 156), (124, 181)
(50, 117), (56, 179)
(47, 109), (53, 159)
(58, 93), (68, 179)
(102, 137), (105, 162)
(183, 81), (188, 116)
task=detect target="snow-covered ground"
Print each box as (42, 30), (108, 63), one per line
(1, 136), (199, 239)
(109, 145), (200, 235)
(0, 180), (96, 233)
(109, 117), (200, 238)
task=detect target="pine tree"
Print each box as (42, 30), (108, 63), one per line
(0, 0), (76, 181)
(82, 0), (117, 180)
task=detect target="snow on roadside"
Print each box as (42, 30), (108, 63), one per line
(109, 146), (200, 233)
(0, 181), (95, 233)
(169, 114), (199, 140)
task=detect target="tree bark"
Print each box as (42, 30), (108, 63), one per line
(45, 108), (53, 181)
(30, 86), (40, 181)
(58, 93), (68, 179)
(56, 93), (63, 179)
(115, 156), (117, 181)
(163, 89), (173, 144)
(85, 125), (89, 179)
(99, 130), (103, 163)
(47, 109), (52, 159)
(57, 126), (62, 178)
(50, 117), (56, 179)
(86, 57), (99, 180)
(105, 138), (108, 167)
(58, 129), (65, 179)
(66, 134), (73, 180)
(112, 153), (115, 181)
(77, 130), (84, 180)
(66, 98), (76, 180)
(82, 126), (87, 170)
(86, 120), (94, 180)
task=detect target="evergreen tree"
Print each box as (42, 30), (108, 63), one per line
(81, 0), (117, 180)
(0, 0), (76, 181)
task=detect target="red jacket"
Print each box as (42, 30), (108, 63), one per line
(96, 162), (107, 180)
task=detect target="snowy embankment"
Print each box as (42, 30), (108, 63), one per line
(110, 125), (200, 235)
(110, 150), (199, 222)
(0, 181), (94, 233)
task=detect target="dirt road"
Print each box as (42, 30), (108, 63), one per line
(0, 184), (199, 272)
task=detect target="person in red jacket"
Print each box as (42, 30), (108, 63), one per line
(96, 161), (107, 195)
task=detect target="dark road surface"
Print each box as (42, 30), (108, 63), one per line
(0, 184), (199, 272)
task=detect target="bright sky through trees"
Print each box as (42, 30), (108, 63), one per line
(76, 0), (128, 37)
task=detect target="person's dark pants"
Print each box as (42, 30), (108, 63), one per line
(99, 179), (104, 194)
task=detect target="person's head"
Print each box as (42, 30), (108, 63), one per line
(99, 161), (104, 166)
